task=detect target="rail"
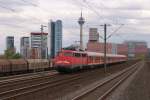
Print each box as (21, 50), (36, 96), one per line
(0, 71), (58, 85)
(71, 61), (143, 100)
(0, 73), (85, 100)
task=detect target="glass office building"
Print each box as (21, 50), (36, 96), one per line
(6, 36), (14, 49)
(48, 20), (62, 58)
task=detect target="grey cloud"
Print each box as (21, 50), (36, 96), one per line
(1, 0), (150, 53)
(0, 0), (39, 12)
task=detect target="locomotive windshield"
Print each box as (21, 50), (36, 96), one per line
(74, 53), (87, 57)
(74, 53), (81, 57)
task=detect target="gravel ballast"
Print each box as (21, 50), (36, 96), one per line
(107, 61), (150, 100)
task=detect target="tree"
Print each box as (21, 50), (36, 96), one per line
(4, 49), (22, 59)
(12, 53), (22, 59)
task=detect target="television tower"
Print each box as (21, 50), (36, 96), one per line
(78, 11), (85, 50)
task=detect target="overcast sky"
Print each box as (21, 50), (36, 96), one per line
(0, 0), (150, 53)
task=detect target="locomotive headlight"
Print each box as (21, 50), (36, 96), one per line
(56, 61), (70, 64)
(63, 61), (70, 64)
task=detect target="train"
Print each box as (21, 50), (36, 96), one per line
(0, 50), (127, 75)
(54, 50), (127, 73)
(0, 59), (52, 76)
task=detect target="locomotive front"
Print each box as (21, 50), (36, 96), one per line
(54, 50), (74, 72)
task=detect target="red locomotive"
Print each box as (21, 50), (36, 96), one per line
(54, 50), (127, 73)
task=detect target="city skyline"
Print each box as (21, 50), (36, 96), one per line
(1, 0), (150, 53)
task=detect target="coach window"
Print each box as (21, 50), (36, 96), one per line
(107, 57), (110, 61)
(89, 56), (92, 60)
(82, 54), (87, 57)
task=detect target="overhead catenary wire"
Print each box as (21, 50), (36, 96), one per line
(107, 24), (124, 39)
(71, 0), (105, 24)
(21, 0), (38, 7)
(85, 2), (124, 41)
(0, 5), (15, 12)
(0, 0), (38, 12)
(82, 0), (122, 25)
(79, 0), (125, 73)
(112, 33), (127, 43)
(0, 0), (16, 12)
(77, 0), (105, 38)
(73, 0), (124, 40)
(0, 0), (47, 30)
(83, 1), (102, 18)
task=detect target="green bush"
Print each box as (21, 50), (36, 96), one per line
(4, 49), (22, 59)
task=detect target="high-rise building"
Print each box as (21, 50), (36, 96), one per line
(124, 41), (148, 58)
(89, 28), (99, 42)
(111, 43), (117, 54)
(87, 42), (113, 54)
(20, 37), (30, 59)
(30, 32), (48, 59)
(48, 20), (62, 58)
(6, 36), (16, 53)
(117, 43), (128, 56)
(87, 28), (114, 54)
(6, 36), (14, 49)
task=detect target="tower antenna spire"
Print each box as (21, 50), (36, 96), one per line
(81, 9), (82, 17)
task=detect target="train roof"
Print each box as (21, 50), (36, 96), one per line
(62, 50), (126, 57)
(86, 51), (126, 57)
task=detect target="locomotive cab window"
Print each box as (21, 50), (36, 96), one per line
(74, 53), (81, 57)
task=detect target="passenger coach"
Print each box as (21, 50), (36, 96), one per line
(54, 50), (127, 73)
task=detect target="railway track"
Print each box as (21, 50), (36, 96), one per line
(0, 70), (100, 100)
(71, 61), (143, 100)
(0, 66), (115, 95)
(0, 70), (58, 87)
(0, 73), (98, 100)
(0, 70), (57, 81)
(0, 60), (139, 100)
(0, 71), (59, 94)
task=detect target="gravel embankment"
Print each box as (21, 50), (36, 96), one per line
(107, 61), (150, 100)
